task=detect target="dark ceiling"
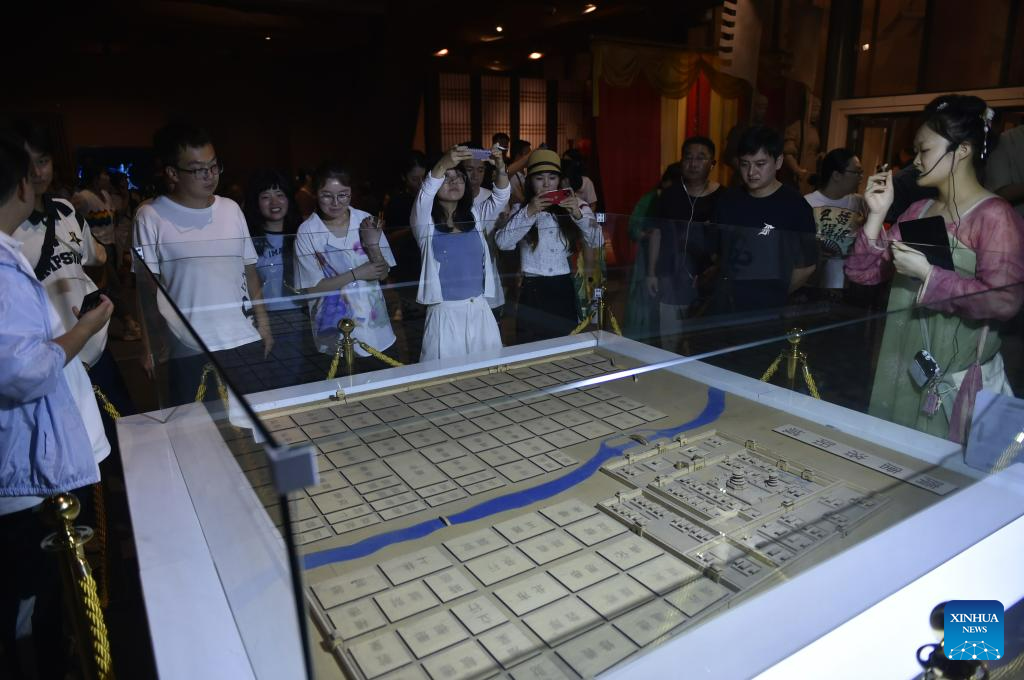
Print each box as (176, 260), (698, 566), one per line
(7, 1), (723, 75)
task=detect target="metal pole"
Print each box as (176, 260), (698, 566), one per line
(41, 493), (114, 680)
(785, 328), (803, 390)
(338, 318), (357, 376)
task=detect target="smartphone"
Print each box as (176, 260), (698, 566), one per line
(541, 189), (573, 205)
(469, 148), (492, 161)
(80, 289), (108, 314)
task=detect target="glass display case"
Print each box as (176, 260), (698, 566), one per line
(119, 213), (1024, 680)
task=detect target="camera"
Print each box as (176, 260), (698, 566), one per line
(909, 349), (941, 388)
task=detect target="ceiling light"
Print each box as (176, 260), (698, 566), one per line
(496, 25), (503, 32)
(583, 4), (597, 13)
(861, 43), (870, 51)
(433, 48), (449, 57)
(528, 52), (543, 60)
(264, 36), (271, 41)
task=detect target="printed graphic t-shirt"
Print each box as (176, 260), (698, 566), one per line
(14, 197), (109, 366)
(294, 210), (397, 356)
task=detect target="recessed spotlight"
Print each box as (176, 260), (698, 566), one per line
(861, 43), (870, 51)
(433, 48), (449, 57)
(528, 52), (543, 60)
(496, 25), (503, 32)
(583, 3), (597, 13)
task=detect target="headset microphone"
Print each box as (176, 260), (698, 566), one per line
(916, 149), (952, 179)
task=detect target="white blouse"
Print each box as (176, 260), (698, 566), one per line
(495, 203), (602, 276)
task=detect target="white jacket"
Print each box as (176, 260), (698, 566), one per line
(411, 173), (510, 305)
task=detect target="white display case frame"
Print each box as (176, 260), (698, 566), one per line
(118, 332), (1024, 679)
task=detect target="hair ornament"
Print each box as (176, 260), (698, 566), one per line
(981, 106), (995, 159)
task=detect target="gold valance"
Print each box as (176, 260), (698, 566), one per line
(593, 40), (750, 115)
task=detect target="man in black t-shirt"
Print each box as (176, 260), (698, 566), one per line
(712, 126), (818, 313)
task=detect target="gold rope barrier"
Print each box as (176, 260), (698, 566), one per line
(569, 314), (593, 336)
(41, 493), (115, 680)
(194, 362), (230, 409)
(84, 372), (115, 608)
(568, 296), (624, 337)
(760, 328), (820, 399)
(91, 385), (122, 420)
(91, 485), (110, 608)
(357, 341), (405, 368)
(760, 355), (783, 382)
(326, 319), (405, 378)
(606, 307), (623, 336)
(327, 339), (343, 380)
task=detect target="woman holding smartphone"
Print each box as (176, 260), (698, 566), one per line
(411, 144), (509, 361)
(846, 94), (1024, 441)
(496, 150), (602, 344)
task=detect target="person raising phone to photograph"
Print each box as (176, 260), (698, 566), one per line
(411, 144), (509, 361)
(846, 94), (1024, 441)
(496, 149), (602, 344)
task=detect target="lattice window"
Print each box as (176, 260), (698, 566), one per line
(439, 73), (471, 149)
(557, 80), (586, 154)
(481, 76), (511, 147)
(518, 78), (547, 147)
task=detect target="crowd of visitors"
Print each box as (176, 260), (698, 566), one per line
(2, 92), (1024, 677)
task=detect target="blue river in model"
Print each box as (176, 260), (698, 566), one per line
(303, 386), (726, 569)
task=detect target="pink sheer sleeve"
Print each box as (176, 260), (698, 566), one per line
(917, 198), (1024, 321)
(844, 201), (928, 285)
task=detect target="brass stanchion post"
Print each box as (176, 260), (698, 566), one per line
(785, 328), (803, 391)
(761, 328), (820, 399)
(41, 493), (114, 680)
(339, 318), (356, 376)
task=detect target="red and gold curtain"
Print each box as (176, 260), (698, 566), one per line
(593, 41), (750, 261)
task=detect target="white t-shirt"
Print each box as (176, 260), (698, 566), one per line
(14, 198), (109, 366)
(0, 243), (110, 517)
(577, 176), (598, 207)
(294, 210), (397, 356)
(134, 196), (260, 352)
(804, 190), (867, 289)
(72, 188), (115, 245)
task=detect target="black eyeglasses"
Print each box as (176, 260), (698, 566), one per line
(175, 161), (224, 180)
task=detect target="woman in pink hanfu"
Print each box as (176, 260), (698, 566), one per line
(846, 95), (1024, 441)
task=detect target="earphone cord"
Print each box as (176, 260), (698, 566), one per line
(681, 180), (708, 284)
(944, 154), (964, 371)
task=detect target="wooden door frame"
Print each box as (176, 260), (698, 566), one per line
(826, 87), (1024, 151)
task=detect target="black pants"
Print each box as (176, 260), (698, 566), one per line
(515, 274), (578, 345)
(711, 278), (790, 315)
(164, 338), (267, 407)
(0, 505), (67, 679)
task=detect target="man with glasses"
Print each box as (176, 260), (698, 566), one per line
(648, 136), (723, 343)
(134, 122), (272, 404)
(804, 149), (868, 294)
